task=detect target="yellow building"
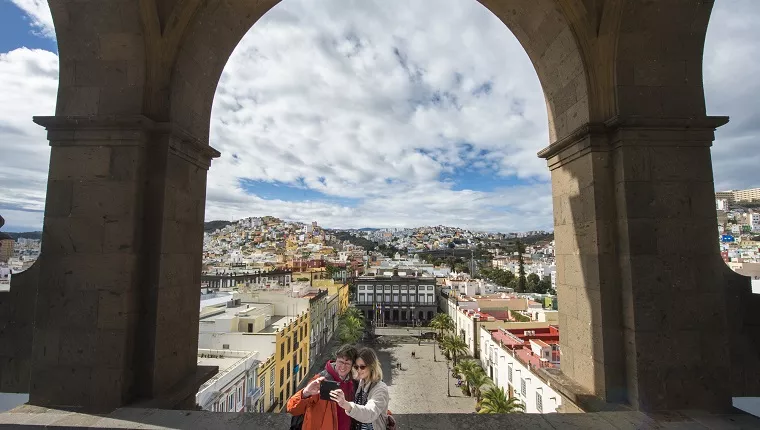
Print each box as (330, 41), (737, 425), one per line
(272, 312), (310, 412)
(257, 354), (277, 413)
(327, 282), (350, 315)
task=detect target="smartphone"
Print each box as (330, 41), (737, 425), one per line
(319, 380), (341, 400)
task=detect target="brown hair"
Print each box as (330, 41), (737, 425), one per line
(355, 347), (383, 383)
(336, 344), (358, 362)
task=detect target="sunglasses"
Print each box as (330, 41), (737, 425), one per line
(353, 364), (367, 370)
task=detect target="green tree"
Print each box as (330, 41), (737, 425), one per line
(429, 314), (455, 339)
(337, 307), (365, 344)
(441, 334), (469, 366)
(463, 366), (490, 402)
(479, 386), (525, 414)
(526, 273), (541, 292)
(453, 359), (480, 395)
(516, 241), (527, 293)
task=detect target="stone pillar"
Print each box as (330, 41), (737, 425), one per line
(29, 116), (218, 412)
(539, 116), (731, 412)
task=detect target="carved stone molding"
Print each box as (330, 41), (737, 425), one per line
(33, 115), (220, 169)
(538, 115), (730, 169)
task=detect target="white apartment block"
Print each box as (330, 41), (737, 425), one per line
(196, 349), (262, 413)
(479, 327), (563, 414)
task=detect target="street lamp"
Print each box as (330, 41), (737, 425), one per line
(446, 359), (451, 397)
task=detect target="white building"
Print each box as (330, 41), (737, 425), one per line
(750, 213), (760, 232)
(196, 349), (262, 412)
(479, 326), (563, 413)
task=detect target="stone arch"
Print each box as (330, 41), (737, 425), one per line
(169, 0), (592, 144)
(16, 0), (748, 415)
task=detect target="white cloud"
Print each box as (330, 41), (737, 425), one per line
(9, 0), (55, 39)
(207, 0), (551, 231)
(704, 0), (760, 192)
(0, 48), (57, 230)
(1, 0), (758, 233)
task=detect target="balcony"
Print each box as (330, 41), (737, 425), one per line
(1, 406), (758, 429)
(247, 387), (263, 403)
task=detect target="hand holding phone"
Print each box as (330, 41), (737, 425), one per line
(319, 380), (341, 400)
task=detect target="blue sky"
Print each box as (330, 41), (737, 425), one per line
(1, 0), (759, 232)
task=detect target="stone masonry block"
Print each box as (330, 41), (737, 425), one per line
(44, 180), (73, 217)
(612, 146), (651, 183)
(49, 146), (111, 181)
(649, 146), (713, 182)
(109, 146), (144, 181)
(47, 290), (100, 330)
(94, 329), (132, 368)
(97, 290), (135, 330)
(58, 330), (97, 367)
(71, 181), (138, 219)
(57, 86), (100, 116)
(99, 33), (143, 61)
(103, 218), (138, 253)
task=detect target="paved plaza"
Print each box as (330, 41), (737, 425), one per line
(373, 336), (476, 414)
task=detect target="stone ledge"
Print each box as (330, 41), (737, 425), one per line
(129, 365), (218, 411)
(2, 407), (759, 429)
(538, 368), (630, 413)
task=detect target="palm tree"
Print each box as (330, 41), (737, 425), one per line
(479, 386), (525, 414)
(441, 334), (468, 366)
(337, 308), (364, 344)
(453, 359), (479, 380)
(430, 314), (455, 339)
(464, 367), (490, 402)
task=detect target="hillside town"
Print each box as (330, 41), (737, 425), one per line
(0, 188), (758, 415)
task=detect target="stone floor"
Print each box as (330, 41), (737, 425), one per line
(374, 337), (476, 414)
(3, 406), (760, 429)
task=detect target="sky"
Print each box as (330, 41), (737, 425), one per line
(0, 0), (758, 233)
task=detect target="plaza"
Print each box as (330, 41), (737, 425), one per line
(373, 335), (476, 414)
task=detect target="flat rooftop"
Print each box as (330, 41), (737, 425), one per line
(259, 315), (296, 334)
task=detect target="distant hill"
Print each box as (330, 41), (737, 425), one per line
(358, 228), (379, 232)
(333, 231), (378, 251)
(6, 231), (42, 240)
(204, 220), (234, 233)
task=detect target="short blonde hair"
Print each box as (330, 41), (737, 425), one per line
(356, 347), (383, 383)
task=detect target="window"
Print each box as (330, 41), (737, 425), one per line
(287, 338), (291, 353)
(269, 386), (274, 405)
(392, 285), (399, 290)
(427, 286), (434, 290)
(521, 379), (526, 397)
(384, 294), (390, 302)
(222, 344), (230, 350)
(376, 294), (382, 302)
(280, 344), (285, 360)
(259, 375), (266, 390)
(279, 392), (283, 407)
(359, 293), (365, 303)
(269, 368), (275, 385)
(401, 295), (407, 303)
(427, 294), (433, 303)
(219, 400), (225, 412)
(228, 393), (233, 411)
(287, 362), (291, 378)
(393, 294), (399, 303)
(292, 335), (297, 351)
(359, 285), (365, 290)
(536, 392), (543, 413)
(280, 368), (284, 386)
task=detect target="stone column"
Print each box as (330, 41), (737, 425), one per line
(29, 116), (218, 412)
(539, 116), (731, 412)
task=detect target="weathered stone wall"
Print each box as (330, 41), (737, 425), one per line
(0, 261), (38, 393)
(723, 266), (760, 397)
